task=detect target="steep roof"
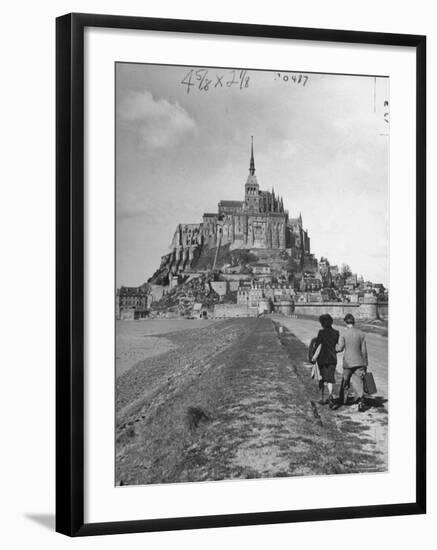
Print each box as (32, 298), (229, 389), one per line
(249, 136), (256, 175)
(118, 286), (148, 295)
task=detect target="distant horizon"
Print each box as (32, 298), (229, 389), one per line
(116, 64), (389, 287)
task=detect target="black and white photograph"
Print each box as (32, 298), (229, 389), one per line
(0, 0), (431, 546)
(115, 63), (389, 486)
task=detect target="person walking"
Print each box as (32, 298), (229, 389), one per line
(336, 313), (368, 412)
(313, 313), (339, 408)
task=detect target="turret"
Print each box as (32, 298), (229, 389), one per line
(244, 136), (260, 212)
(249, 136), (255, 175)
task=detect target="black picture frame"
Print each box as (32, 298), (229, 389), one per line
(56, 12), (426, 537)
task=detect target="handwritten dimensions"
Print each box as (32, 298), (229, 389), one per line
(181, 68), (250, 94)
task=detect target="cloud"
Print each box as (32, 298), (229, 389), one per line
(118, 90), (196, 149)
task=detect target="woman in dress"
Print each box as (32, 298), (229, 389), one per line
(313, 313), (340, 407)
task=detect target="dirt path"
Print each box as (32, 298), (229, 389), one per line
(272, 314), (388, 398)
(275, 322), (388, 475)
(116, 317), (387, 485)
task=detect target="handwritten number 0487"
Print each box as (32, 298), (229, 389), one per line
(277, 73), (308, 86)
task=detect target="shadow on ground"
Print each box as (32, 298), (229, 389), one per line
(25, 513), (55, 531)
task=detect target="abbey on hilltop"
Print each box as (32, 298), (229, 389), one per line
(150, 138), (318, 283)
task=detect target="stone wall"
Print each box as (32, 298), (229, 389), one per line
(218, 273), (252, 282)
(120, 308), (135, 320)
(292, 301), (380, 320)
(213, 304), (258, 318)
(229, 281), (240, 292)
(273, 300), (294, 316)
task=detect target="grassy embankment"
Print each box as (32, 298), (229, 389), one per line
(116, 318), (387, 486)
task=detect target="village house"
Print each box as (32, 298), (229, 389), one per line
(116, 285), (149, 320)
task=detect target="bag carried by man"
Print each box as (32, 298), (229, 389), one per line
(363, 371), (377, 395)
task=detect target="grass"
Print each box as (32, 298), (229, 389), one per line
(116, 318), (387, 486)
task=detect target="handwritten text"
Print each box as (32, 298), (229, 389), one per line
(181, 68), (250, 94)
(275, 72), (309, 86)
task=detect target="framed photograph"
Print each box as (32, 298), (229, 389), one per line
(56, 13), (426, 536)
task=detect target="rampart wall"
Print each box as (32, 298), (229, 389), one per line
(293, 301), (381, 320)
(213, 304), (258, 318)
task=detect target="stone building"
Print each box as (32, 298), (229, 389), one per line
(318, 257), (333, 287)
(155, 138), (317, 278)
(252, 263), (272, 275)
(116, 284), (149, 320)
(237, 284), (264, 308)
(299, 272), (322, 292)
(237, 280), (295, 311)
(344, 274), (359, 290)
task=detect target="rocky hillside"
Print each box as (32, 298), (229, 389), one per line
(149, 273), (236, 317)
(149, 245), (303, 286)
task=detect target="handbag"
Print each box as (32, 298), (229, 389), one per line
(308, 338), (320, 363)
(363, 371), (377, 394)
(311, 363), (321, 382)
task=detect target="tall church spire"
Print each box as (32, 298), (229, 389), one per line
(249, 136), (255, 175)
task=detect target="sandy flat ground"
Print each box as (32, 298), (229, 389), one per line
(116, 318), (220, 377)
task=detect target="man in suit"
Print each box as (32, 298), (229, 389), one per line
(336, 313), (368, 412)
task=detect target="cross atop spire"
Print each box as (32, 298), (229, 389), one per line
(249, 136), (255, 175)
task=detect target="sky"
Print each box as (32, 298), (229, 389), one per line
(116, 63), (389, 287)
